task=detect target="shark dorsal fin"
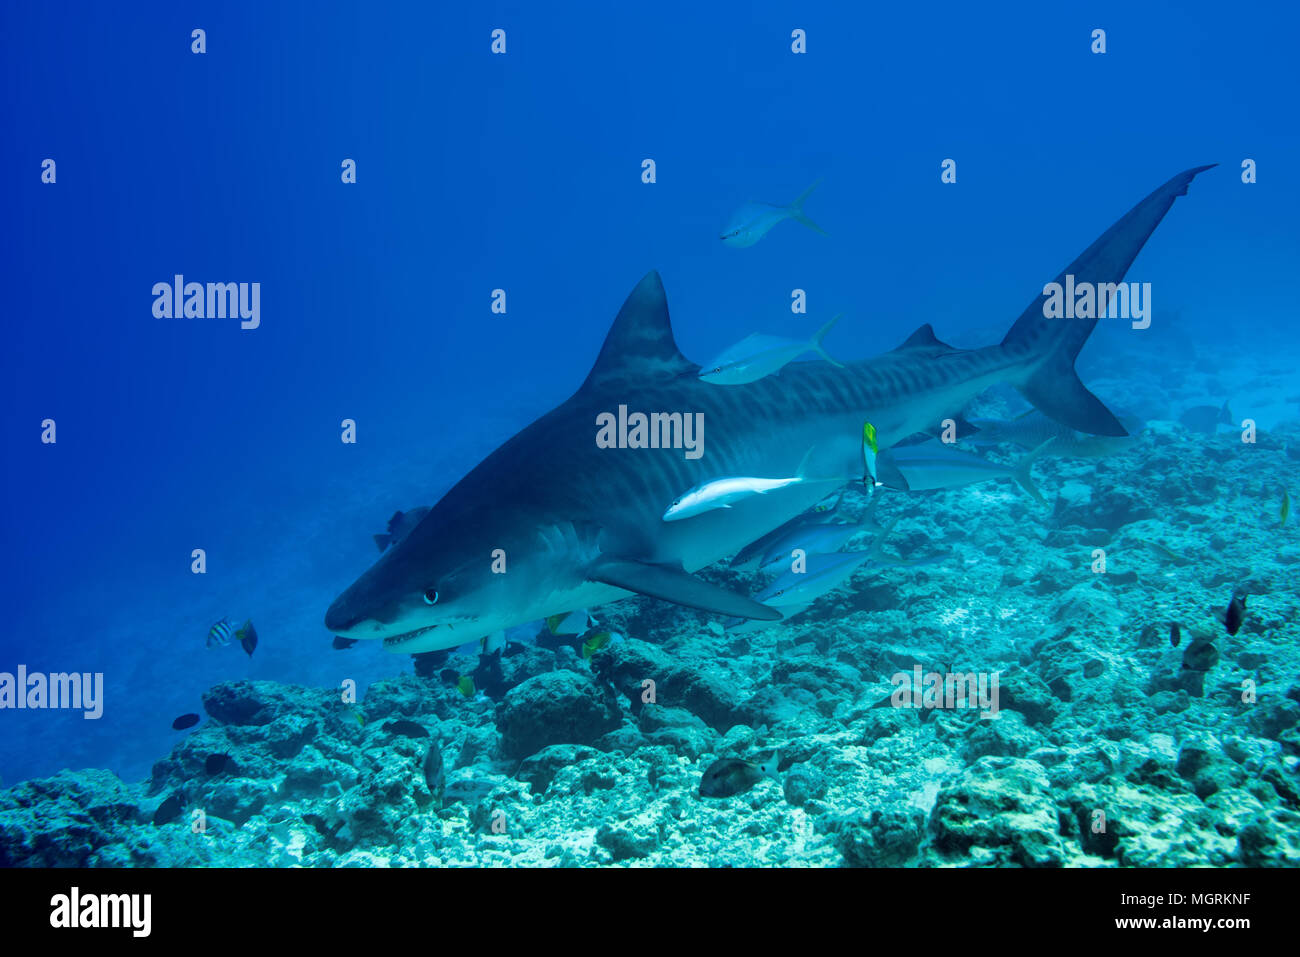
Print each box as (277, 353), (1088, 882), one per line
(892, 323), (955, 354)
(583, 272), (695, 391)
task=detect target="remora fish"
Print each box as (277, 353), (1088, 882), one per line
(721, 180), (826, 247)
(663, 448), (843, 521)
(324, 166), (1215, 654)
(875, 438), (1054, 505)
(699, 314), (845, 385)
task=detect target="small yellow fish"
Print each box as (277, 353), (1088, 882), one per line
(354, 711), (365, 727)
(455, 675), (476, 698)
(582, 631), (613, 659)
(861, 422), (879, 486)
(1282, 488), (1291, 525)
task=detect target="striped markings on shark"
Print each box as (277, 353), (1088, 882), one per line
(595, 406), (704, 458)
(323, 165), (1214, 654)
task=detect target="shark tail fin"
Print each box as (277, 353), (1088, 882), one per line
(1012, 358), (1127, 438)
(1011, 438), (1054, 505)
(810, 313), (845, 368)
(1000, 165), (1215, 437)
(789, 179), (827, 236)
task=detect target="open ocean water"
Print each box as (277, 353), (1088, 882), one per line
(1, 1), (1298, 874)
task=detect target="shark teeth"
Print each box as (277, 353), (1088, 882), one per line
(381, 625), (439, 649)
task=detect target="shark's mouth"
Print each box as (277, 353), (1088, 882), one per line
(381, 625), (440, 649)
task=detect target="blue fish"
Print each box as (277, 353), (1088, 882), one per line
(720, 180), (826, 248)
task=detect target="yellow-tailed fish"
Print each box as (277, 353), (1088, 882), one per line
(546, 610), (595, 636)
(455, 675), (475, 698)
(582, 631), (613, 659)
(862, 422), (879, 487)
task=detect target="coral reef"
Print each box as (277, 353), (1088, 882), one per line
(2, 423), (1298, 867)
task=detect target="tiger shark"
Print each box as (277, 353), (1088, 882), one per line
(325, 165), (1214, 654)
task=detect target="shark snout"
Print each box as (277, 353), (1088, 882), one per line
(324, 594), (361, 635)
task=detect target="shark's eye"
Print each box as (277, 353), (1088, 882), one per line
(712, 368), (722, 374)
(423, 590), (439, 605)
(774, 589), (785, 598)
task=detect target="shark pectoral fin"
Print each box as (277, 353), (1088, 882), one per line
(587, 559), (783, 621)
(874, 452), (910, 492)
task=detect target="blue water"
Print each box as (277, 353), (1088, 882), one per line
(1, 0), (1297, 788)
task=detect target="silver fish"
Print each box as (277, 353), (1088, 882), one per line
(720, 180), (825, 248)
(699, 315), (845, 385)
(876, 439), (1054, 504)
